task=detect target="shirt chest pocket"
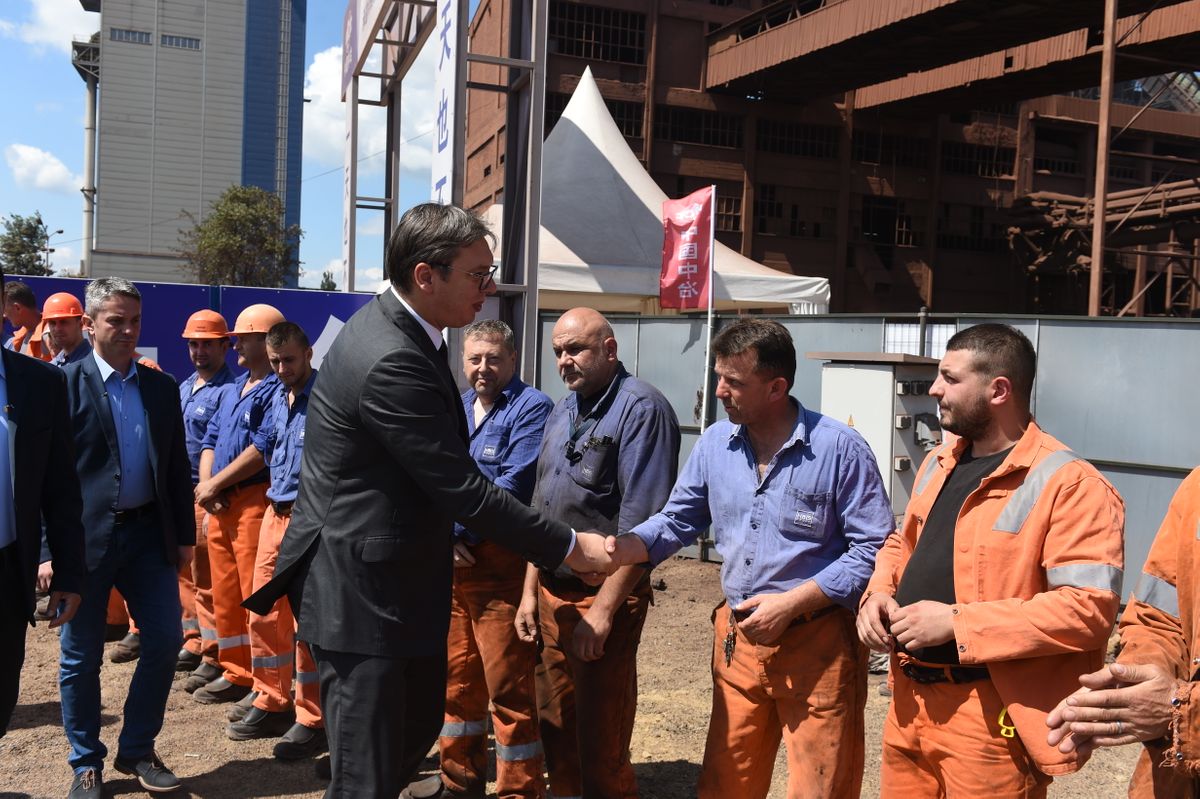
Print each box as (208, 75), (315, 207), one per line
(478, 425), (511, 465)
(779, 489), (832, 542)
(571, 439), (614, 491)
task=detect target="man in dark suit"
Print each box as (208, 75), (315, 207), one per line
(0, 267), (86, 738)
(247, 203), (627, 798)
(58, 277), (195, 799)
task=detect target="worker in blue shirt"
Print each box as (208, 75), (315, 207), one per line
(515, 307), (680, 799)
(176, 310), (236, 689)
(191, 303), (284, 709)
(609, 318), (894, 799)
(228, 320), (326, 756)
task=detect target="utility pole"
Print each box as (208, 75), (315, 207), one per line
(1089, 0), (1118, 315)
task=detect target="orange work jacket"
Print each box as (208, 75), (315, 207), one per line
(866, 420), (1125, 776)
(7, 320), (50, 361)
(1119, 466), (1200, 798)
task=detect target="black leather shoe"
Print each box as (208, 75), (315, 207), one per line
(225, 690), (259, 722)
(176, 648), (201, 672)
(226, 706), (295, 740)
(113, 751), (181, 793)
(108, 632), (141, 663)
(192, 676), (250, 705)
(273, 722), (328, 760)
(67, 767), (102, 799)
(183, 662), (222, 693)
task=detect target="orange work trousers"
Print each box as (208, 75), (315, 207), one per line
(1128, 746), (1198, 798)
(180, 504), (218, 663)
(207, 482), (268, 688)
(536, 576), (650, 799)
(440, 541), (543, 799)
(106, 590), (138, 635)
(249, 505), (322, 726)
(698, 604), (867, 799)
(881, 665), (1052, 798)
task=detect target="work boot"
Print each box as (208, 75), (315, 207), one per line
(192, 676), (250, 705)
(273, 722), (328, 760)
(226, 690), (259, 722)
(176, 648), (201, 672)
(183, 661), (222, 693)
(67, 767), (102, 799)
(226, 707), (295, 741)
(113, 751), (181, 792)
(108, 632), (141, 664)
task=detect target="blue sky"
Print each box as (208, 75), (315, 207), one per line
(0, 0), (437, 290)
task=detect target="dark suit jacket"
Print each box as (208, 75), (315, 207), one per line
(246, 291), (573, 658)
(1, 349), (85, 619)
(63, 353), (195, 570)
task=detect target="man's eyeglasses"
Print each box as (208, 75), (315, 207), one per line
(432, 263), (499, 290)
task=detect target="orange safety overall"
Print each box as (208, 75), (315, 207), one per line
(440, 540), (543, 798)
(1117, 467), (1200, 798)
(249, 503), (321, 726)
(207, 481), (268, 687)
(867, 421), (1125, 795)
(179, 504), (218, 663)
(105, 590), (137, 635)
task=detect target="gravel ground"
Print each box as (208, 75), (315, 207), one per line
(0, 557), (1138, 798)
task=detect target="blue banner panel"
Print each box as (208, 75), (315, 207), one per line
(216, 287), (374, 370)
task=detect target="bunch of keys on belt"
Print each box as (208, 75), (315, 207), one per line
(724, 607), (751, 666)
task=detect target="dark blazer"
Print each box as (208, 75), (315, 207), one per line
(246, 291), (573, 658)
(1, 349), (85, 618)
(62, 353), (195, 570)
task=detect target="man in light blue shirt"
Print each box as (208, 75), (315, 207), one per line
(611, 318), (894, 799)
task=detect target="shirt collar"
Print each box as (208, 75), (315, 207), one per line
(728, 398), (809, 449)
(92, 348), (139, 384)
(389, 285), (445, 350)
(297, 369), (319, 399)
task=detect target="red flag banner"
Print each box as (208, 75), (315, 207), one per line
(660, 186), (714, 310)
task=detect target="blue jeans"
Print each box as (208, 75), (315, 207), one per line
(59, 515), (182, 772)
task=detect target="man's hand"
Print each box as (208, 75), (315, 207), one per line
(1046, 663), (1179, 754)
(177, 546), (195, 574)
(515, 592), (539, 643)
(857, 592), (899, 652)
(36, 561), (53, 593)
(194, 479), (223, 509)
(47, 591), (81, 629)
(889, 600), (956, 651)
(565, 531), (617, 585)
(453, 541), (476, 568)
(571, 607), (613, 661)
(735, 593), (799, 646)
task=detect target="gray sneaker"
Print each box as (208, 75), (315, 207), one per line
(113, 751), (181, 793)
(67, 768), (102, 799)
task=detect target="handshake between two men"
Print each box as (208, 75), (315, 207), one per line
(562, 532), (651, 585)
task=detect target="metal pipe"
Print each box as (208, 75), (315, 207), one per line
(82, 73), (97, 277)
(521, 0), (547, 383)
(1089, 0), (1118, 316)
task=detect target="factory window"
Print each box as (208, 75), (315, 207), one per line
(941, 141), (1015, 178)
(110, 28), (152, 45)
(758, 120), (838, 159)
(936, 203), (1007, 252)
(161, 34), (202, 50)
(548, 2), (646, 65)
(756, 185), (831, 239)
(716, 195), (742, 232)
(654, 105), (742, 149)
(853, 130), (929, 169)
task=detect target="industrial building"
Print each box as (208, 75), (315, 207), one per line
(71, 0), (306, 285)
(462, 0), (1200, 314)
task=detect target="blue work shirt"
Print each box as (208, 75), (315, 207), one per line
(455, 375), (553, 543)
(630, 401), (894, 611)
(202, 371), (279, 481)
(93, 349), (155, 510)
(252, 370), (318, 503)
(179, 363), (235, 484)
(0, 356), (14, 549)
(532, 363), (680, 577)
(51, 340), (92, 368)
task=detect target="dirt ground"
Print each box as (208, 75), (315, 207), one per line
(0, 557), (1138, 798)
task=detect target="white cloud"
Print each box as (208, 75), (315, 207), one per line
(0, 0), (98, 55)
(50, 245), (77, 273)
(358, 212), (385, 236)
(302, 39), (437, 180)
(5, 144), (83, 194)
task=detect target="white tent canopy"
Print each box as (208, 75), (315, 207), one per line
(488, 67), (831, 313)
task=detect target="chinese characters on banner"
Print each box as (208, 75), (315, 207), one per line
(660, 186), (715, 310)
(430, 0), (458, 203)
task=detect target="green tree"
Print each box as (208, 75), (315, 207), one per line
(319, 270), (337, 291)
(0, 212), (55, 276)
(178, 185), (302, 287)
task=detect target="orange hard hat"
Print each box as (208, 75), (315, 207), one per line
(232, 304), (285, 336)
(42, 292), (84, 320)
(182, 309), (230, 340)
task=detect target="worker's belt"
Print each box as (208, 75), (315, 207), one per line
(112, 503), (157, 525)
(271, 501), (295, 517)
(232, 475), (269, 492)
(731, 603), (840, 628)
(901, 662), (990, 685)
